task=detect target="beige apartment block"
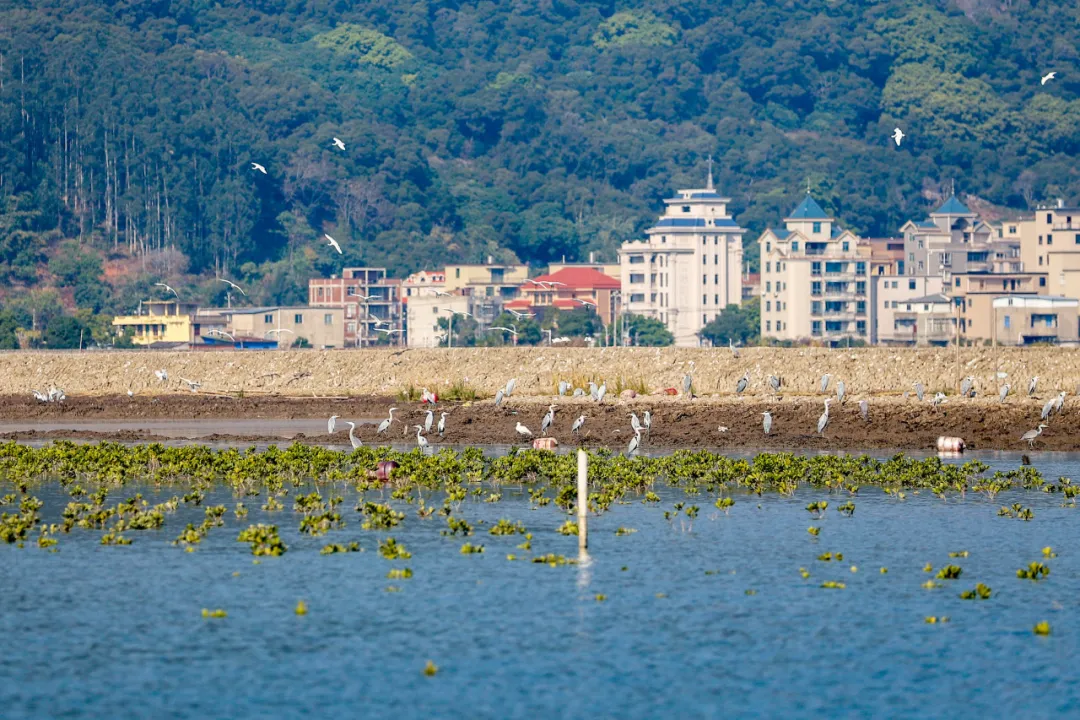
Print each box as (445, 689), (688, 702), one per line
(872, 275), (946, 344)
(901, 196), (999, 276)
(950, 272), (1047, 342)
(1021, 201), (1080, 304)
(227, 307), (346, 349)
(309, 267), (402, 346)
(892, 294), (957, 346)
(758, 195), (871, 344)
(618, 170), (745, 347)
(406, 293), (470, 348)
(992, 295), (1079, 345)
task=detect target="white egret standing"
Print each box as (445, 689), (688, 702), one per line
(643, 410), (652, 438)
(762, 411), (772, 436)
(558, 380), (569, 396)
(630, 412), (642, 435)
(424, 409), (434, 434)
(377, 408), (396, 435)
(1053, 390), (1066, 415)
(346, 422), (361, 450)
(328, 415), (339, 434)
(414, 425), (429, 451)
(515, 422), (533, 439)
(155, 369), (168, 383)
(627, 429), (642, 455)
(931, 392), (947, 407)
(438, 412), (447, 437)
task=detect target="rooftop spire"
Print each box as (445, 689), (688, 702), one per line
(706, 155), (714, 191)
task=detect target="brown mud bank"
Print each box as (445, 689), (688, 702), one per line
(1, 393), (1077, 452)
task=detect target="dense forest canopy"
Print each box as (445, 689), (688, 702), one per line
(0, 0), (1078, 315)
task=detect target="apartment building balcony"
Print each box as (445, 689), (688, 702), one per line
(1052, 223), (1080, 231)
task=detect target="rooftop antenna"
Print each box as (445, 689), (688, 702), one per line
(706, 155), (714, 190)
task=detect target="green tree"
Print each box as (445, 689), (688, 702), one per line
(625, 314), (674, 346)
(699, 300), (760, 346)
(41, 315), (87, 349)
(556, 307), (600, 338)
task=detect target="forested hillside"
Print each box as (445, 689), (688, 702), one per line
(0, 0), (1078, 318)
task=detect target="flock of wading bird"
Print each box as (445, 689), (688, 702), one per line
(316, 364), (1068, 453)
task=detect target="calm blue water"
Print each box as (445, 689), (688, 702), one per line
(1, 451), (1079, 719)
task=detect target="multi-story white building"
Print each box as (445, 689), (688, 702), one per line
(758, 195), (871, 344)
(618, 171), (745, 346)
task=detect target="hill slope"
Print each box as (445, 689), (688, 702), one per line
(0, 0), (1078, 310)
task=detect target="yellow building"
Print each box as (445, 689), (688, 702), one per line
(1020, 200), (1080, 301)
(112, 300), (199, 346)
(443, 263), (528, 297)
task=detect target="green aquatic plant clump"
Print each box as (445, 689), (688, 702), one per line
(237, 524), (287, 556)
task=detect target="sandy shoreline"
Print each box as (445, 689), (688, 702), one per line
(1, 393), (1076, 451)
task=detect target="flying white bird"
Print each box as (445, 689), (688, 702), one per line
(1041, 71), (1056, 86)
(574, 298), (597, 308)
(154, 282), (179, 299)
(489, 326), (518, 336)
(332, 137), (345, 151)
(325, 234), (342, 254)
(217, 278), (246, 296)
(892, 127), (905, 146)
(432, 290), (452, 298)
(251, 162), (267, 174)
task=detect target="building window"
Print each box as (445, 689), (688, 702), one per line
(1039, 257), (1044, 266)
(702, 275), (708, 285)
(1004, 316), (1011, 329)
(791, 241), (799, 252)
(714, 274), (719, 284)
(909, 252), (915, 262)
(766, 281), (771, 292)
(856, 301), (866, 314)
(813, 222), (821, 234)
(704, 294), (708, 305)
(856, 262), (866, 274)
(766, 301), (771, 311)
(264, 314), (273, 323)
(955, 278), (961, 287)
(630, 273), (645, 284)
(682, 206), (691, 213)
(703, 314), (707, 324)
(455, 268), (461, 279)
(856, 320), (866, 335)
(714, 295), (719, 305)
(842, 241), (850, 252)
(714, 255), (719, 264)
(1075, 234), (1080, 244)
(324, 314), (333, 325)
(811, 262), (821, 276)
(766, 242), (771, 252)
(1048, 234), (1054, 245)
(1040, 277), (1046, 287)
(317, 287), (325, 299)
(766, 321), (771, 332)
(294, 314), (303, 324)
(908, 280), (916, 290)
(765, 262), (771, 272)
(811, 301), (822, 315)
(811, 281), (821, 295)
(629, 255), (644, 264)
(1047, 213), (1053, 223)
(346, 286), (357, 296)
(630, 293), (644, 302)
(702, 237), (707, 246)
(856, 282), (865, 294)
(812, 321), (821, 336)
(702, 254), (707, 265)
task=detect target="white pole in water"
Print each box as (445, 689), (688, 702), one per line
(577, 449), (588, 551)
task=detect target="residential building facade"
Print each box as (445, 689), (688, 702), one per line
(226, 307), (346, 349)
(872, 275), (946, 344)
(950, 271), (1047, 341)
(619, 172), (745, 346)
(992, 295), (1079, 345)
(901, 196), (997, 277)
(893, 294), (957, 346)
(406, 293), (470, 348)
(505, 267), (622, 325)
(758, 195), (870, 344)
(1020, 200), (1080, 302)
(113, 300), (202, 346)
(308, 267), (402, 347)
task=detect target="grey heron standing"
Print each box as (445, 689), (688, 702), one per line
(628, 429), (642, 455)
(1028, 376), (1039, 397)
(817, 399), (832, 435)
(683, 362), (694, 397)
(494, 389), (505, 407)
(768, 375), (781, 393)
(729, 339), (740, 358)
(571, 415), (586, 434)
(424, 409), (434, 434)
(596, 383), (607, 403)
(859, 399), (869, 422)
(913, 382), (925, 402)
(820, 374), (831, 393)
(505, 378), (517, 397)
(762, 411), (773, 436)
(960, 376), (974, 399)
(1041, 396), (1056, 421)
(643, 410), (652, 439)
(1053, 390), (1066, 415)
(999, 383), (1010, 403)
(836, 380), (846, 405)
(736, 371), (749, 395)
(540, 405), (556, 436)
(558, 380), (569, 396)
(1021, 423), (1047, 449)
(630, 412), (643, 435)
